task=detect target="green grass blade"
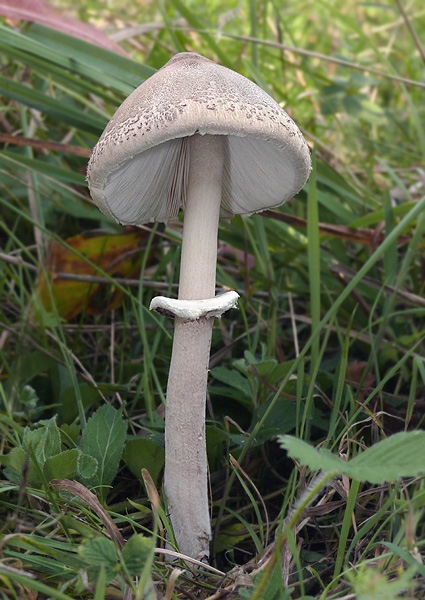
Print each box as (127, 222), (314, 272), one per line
(333, 479), (360, 581)
(0, 76), (106, 134)
(307, 148), (320, 372)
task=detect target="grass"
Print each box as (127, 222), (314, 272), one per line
(1, 0), (425, 598)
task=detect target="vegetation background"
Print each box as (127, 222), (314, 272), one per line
(0, 0), (424, 598)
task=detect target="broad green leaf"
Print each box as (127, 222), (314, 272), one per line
(78, 537), (118, 584)
(22, 425), (44, 451)
(347, 431), (425, 483)
(43, 449), (80, 481)
(37, 417), (61, 464)
(59, 423), (80, 447)
(122, 437), (164, 486)
(345, 564), (417, 599)
(206, 425), (229, 468)
(279, 436), (345, 474)
(3, 447), (40, 488)
(250, 559), (290, 600)
(79, 537), (117, 568)
(121, 534), (152, 575)
(215, 522), (252, 554)
(80, 405), (127, 490)
(60, 384), (99, 425)
(77, 453), (98, 480)
(279, 431), (425, 483)
(255, 398), (298, 441)
(357, 98), (387, 125)
(10, 351), (59, 387)
(247, 358), (278, 379)
(211, 366), (252, 398)
(2, 447), (26, 473)
(263, 360), (298, 387)
(20, 385), (39, 411)
(21, 417), (61, 466)
(210, 369), (254, 410)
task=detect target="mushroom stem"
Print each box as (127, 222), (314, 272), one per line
(164, 134), (224, 559)
(178, 134), (224, 300)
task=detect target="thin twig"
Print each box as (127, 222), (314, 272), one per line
(262, 210), (411, 246)
(331, 262), (425, 308)
(395, 0), (425, 65)
(0, 133), (91, 157)
(108, 23), (425, 89)
(190, 28), (425, 89)
(286, 272), (299, 357)
(54, 272), (177, 289)
(0, 252), (38, 271)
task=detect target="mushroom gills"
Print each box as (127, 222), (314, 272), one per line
(95, 134), (299, 225)
(97, 138), (189, 225)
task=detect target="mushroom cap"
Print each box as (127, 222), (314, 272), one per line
(87, 52), (311, 224)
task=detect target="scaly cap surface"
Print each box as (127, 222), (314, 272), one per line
(87, 52), (311, 224)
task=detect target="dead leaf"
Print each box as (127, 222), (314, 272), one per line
(0, 0), (128, 56)
(346, 361), (375, 401)
(36, 229), (153, 320)
(51, 479), (125, 548)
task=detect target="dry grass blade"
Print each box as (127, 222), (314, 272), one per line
(51, 479), (125, 548)
(0, 562), (37, 579)
(229, 454), (270, 551)
(142, 468), (159, 512)
(153, 549), (225, 575)
(331, 262), (425, 307)
(165, 568), (183, 599)
(0, 251), (38, 271)
(0, 133), (92, 157)
(262, 209), (411, 246)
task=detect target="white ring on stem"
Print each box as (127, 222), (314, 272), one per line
(150, 290), (239, 320)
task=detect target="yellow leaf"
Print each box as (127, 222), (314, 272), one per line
(37, 228), (154, 320)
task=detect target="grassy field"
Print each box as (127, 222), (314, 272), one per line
(0, 0), (425, 598)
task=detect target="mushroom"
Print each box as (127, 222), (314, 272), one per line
(87, 52), (311, 561)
